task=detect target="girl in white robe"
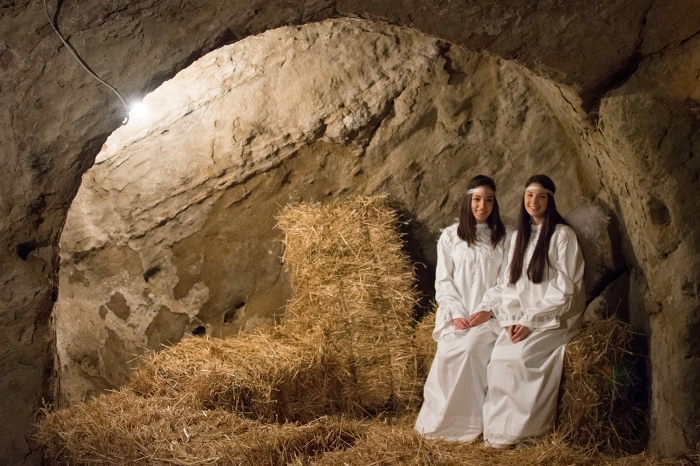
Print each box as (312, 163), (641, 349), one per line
(415, 175), (513, 442)
(475, 174), (585, 448)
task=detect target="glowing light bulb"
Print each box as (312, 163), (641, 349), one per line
(130, 102), (149, 119)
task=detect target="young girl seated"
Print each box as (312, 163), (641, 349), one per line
(475, 174), (585, 448)
(415, 175), (513, 441)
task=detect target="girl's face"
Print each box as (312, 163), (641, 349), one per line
(524, 183), (549, 224)
(470, 186), (495, 224)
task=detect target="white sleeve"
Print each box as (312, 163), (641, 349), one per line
(518, 226), (585, 329)
(434, 228), (469, 334)
(474, 229), (514, 315)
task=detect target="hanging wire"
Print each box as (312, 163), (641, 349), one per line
(43, 0), (130, 124)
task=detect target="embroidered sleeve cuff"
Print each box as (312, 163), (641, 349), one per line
(518, 313), (560, 329)
(493, 308), (520, 327)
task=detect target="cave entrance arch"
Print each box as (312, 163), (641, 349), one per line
(56, 18), (614, 411)
(4, 3), (699, 464)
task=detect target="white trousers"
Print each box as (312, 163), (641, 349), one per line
(415, 322), (500, 441)
(482, 326), (570, 446)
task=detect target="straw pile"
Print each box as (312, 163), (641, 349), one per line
(558, 317), (645, 452)
(38, 195), (425, 464)
(304, 418), (693, 466)
(277, 196), (421, 414)
(38, 390), (366, 465)
(39, 398), (695, 466)
(127, 327), (346, 423)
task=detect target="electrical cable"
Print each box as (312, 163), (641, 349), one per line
(43, 0), (130, 123)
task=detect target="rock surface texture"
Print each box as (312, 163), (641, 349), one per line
(0, 1), (698, 464)
(56, 19), (594, 404)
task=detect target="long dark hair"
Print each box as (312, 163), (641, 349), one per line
(457, 175), (506, 248)
(509, 174), (569, 284)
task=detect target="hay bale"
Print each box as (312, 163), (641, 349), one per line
(558, 317), (645, 452)
(127, 327), (347, 423)
(38, 390), (257, 464)
(37, 390), (366, 465)
(414, 306), (437, 379)
(277, 196), (420, 414)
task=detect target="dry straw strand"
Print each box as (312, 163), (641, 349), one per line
(414, 304), (438, 380)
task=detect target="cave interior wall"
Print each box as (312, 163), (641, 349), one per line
(1, 1), (699, 464)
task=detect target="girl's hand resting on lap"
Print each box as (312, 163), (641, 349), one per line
(453, 318), (470, 330)
(508, 324), (531, 343)
(453, 311), (492, 330)
(467, 311), (492, 327)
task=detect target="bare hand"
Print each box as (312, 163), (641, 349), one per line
(508, 324), (531, 343)
(453, 318), (470, 330)
(467, 311), (492, 327)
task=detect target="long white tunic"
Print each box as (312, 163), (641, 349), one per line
(415, 223), (512, 441)
(475, 223), (585, 446)
(432, 224), (513, 341)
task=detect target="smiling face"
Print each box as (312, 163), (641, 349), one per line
(470, 186), (495, 224)
(524, 183), (549, 224)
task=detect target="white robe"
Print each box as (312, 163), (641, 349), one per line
(475, 223), (585, 446)
(415, 223), (512, 441)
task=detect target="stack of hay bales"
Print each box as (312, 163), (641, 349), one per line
(125, 196), (420, 421)
(277, 196), (421, 414)
(38, 196), (421, 464)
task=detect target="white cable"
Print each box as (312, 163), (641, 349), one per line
(43, 0), (130, 123)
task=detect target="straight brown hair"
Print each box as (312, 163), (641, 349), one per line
(509, 174), (569, 285)
(457, 175), (506, 249)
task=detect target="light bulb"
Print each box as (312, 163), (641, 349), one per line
(130, 102), (149, 119)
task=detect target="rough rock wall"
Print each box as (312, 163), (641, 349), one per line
(56, 19), (594, 404)
(1, 0), (699, 464)
(596, 35), (700, 455)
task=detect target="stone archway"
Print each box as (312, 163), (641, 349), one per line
(55, 18), (597, 405)
(1, 2), (699, 464)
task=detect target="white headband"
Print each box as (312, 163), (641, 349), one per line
(525, 186), (554, 196)
(467, 187), (495, 196)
